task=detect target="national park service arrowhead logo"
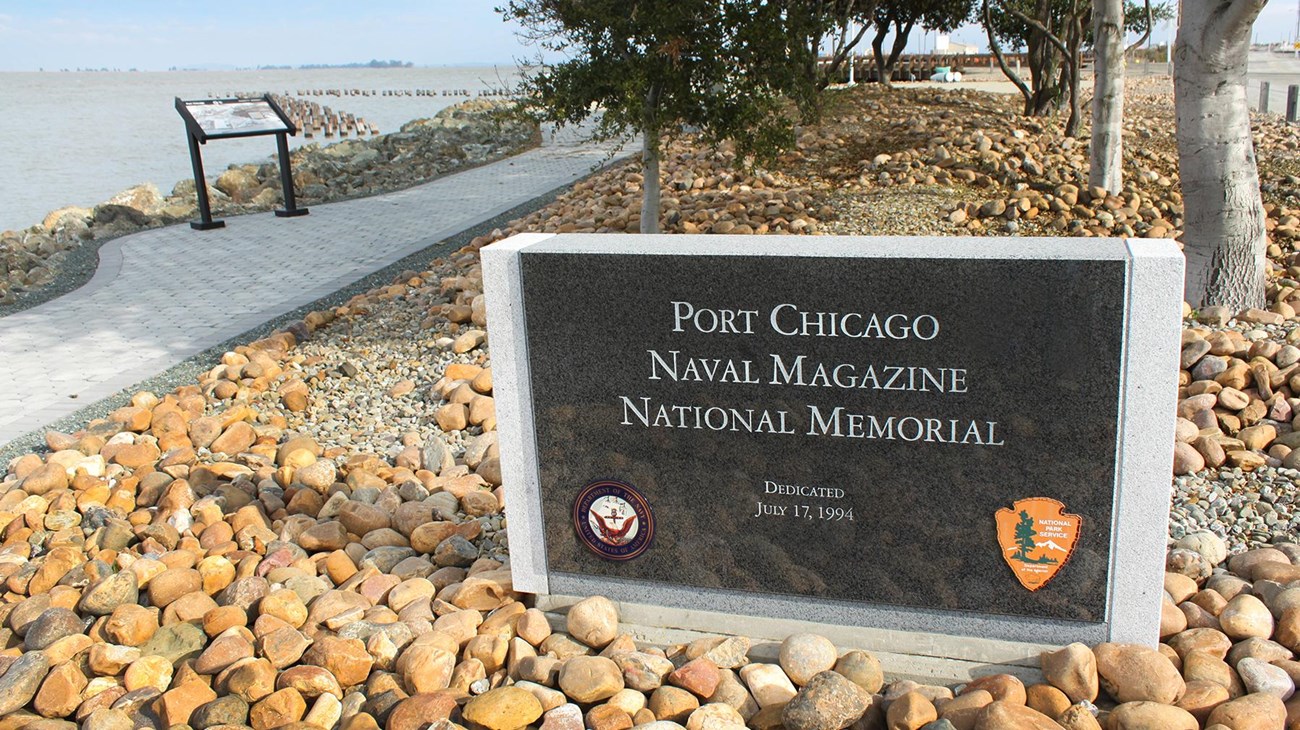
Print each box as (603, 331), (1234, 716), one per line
(995, 497), (1081, 591)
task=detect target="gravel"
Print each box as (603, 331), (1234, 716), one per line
(1170, 465), (1300, 552)
(822, 186), (969, 237)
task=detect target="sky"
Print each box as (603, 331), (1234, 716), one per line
(0, 1), (1296, 73)
(0, 1), (534, 71)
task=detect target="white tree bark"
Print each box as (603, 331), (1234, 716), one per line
(640, 133), (662, 234)
(1175, 0), (1269, 309)
(1090, 0), (1125, 192)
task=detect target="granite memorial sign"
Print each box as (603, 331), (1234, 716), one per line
(483, 233), (1183, 645)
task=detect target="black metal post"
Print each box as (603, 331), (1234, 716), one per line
(1260, 82), (1271, 114)
(187, 132), (224, 230)
(1288, 85), (1299, 122)
(274, 132), (308, 218)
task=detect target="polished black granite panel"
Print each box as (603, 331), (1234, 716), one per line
(519, 253), (1126, 622)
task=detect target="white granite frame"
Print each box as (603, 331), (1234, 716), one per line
(482, 234), (1184, 646)
(482, 232), (557, 594)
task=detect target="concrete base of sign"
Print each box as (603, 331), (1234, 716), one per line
(537, 593), (1051, 684)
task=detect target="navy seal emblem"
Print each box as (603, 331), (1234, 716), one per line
(573, 480), (655, 561)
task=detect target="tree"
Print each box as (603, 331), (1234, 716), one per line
(1176, 0), (1270, 309)
(985, 0), (1089, 135)
(500, 0), (804, 234)
(985, 0), (1168, 136)
(870, 0), (975, 87)
(794, 0), (880, 92)
(1091, 0), (1173, 193)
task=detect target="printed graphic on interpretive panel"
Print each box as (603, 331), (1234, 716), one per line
(180, 98), (290, 139)
(519, 253), (1127, 622)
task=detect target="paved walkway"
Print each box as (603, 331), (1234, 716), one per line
(0, 126), (628, 447)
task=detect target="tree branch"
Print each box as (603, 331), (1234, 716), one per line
(888, 19), (914, 69)
(1126, 0), (1153, 55)
(1215, 0), (1270, 39)
(817, 0), (876, 88)
(994, 0), (1072, 62)
(828, 18), (874, 70)
(984, 0), (1032, 103)
(1200, 0), (1268, 66)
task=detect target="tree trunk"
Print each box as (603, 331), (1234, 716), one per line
(1066, 60), (1081, 134)
(1027, 41), (1061, 116)
(985, 0), (1034, 114)
(803, 23), (825, 93)
(1175, 0), (1268, 309)
(1027, 33), (1047, 114)
(1090, 0), (1125, 191)
(639, 81), (663, 235)
(640, 132), (661, 234)
(998, 0), (1067, 118)
(1024, 3), (1061, 118)
(885, 20), (913, 82)
(1063, 9), (1083, 137)
(872, 22), (891, 87)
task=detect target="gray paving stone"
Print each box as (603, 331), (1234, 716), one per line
(0, 127), (628, 447)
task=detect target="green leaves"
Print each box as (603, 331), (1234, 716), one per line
(984, 0), (1173, 50)
(875, 0), (976, 36)
(500, 0), (806, 164)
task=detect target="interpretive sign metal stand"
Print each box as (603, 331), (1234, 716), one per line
(175, 94), (309, 230)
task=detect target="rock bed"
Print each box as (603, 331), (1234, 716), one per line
(0, 231), (1289, 727)
(0, 249), (516, 729)
(0, 233), (1293, 730)
(0, 99), (538, 307)
(497, 141), (827, 237)
(1170, 304), (1300, 552)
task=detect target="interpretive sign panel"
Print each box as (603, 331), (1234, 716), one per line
(177, 97), (292, 140)
(483, 234), (1183, 645)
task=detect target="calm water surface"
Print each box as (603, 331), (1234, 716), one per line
(0, 66), (519, 232)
